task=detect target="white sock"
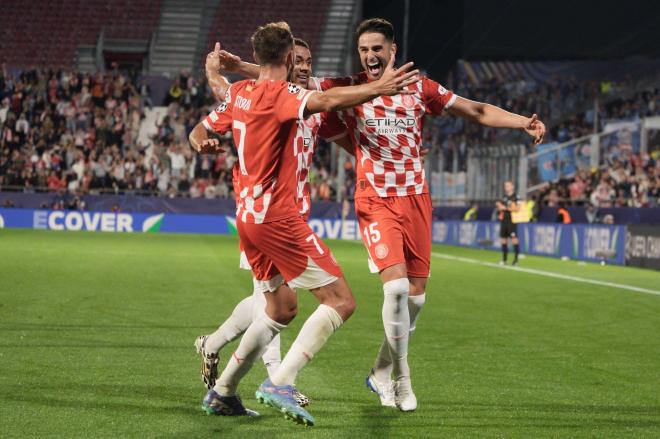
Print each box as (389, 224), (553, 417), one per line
(381, 278), (411, 380)
(261, 333), (282, 380)
(373, 292), (426, 382)
(408, 293), (426, 333)
(214, 314), (285, 396)
(249, 288), (282, 379)
(271, 304), (343, 386)
(205, 296), (255, 353)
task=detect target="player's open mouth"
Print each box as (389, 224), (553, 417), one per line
(297, 74), (308, 83)
(367, 61), (382, 76)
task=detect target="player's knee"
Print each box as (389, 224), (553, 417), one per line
(409, 278), (427, 295)
(271, 303), (297, 325)
(336, 293), (356, 321)
(383, 277), (410, 297)
(317, 279), (355, 321)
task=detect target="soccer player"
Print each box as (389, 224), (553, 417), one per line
(497, 180), (521, 265)
(193, 39), (352, 408)
(215, 18), (546, 412)
(189, 22), (417, 425)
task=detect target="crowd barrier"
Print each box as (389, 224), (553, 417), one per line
(1, 209), (658, 270)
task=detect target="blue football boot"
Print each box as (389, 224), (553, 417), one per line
(202, 389), (259, 416)
(255, 379), (315, 426)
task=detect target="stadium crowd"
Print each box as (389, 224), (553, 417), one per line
(0, 65), (341, 204)
(1, 65), (659, 207)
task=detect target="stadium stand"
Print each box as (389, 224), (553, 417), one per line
(0, 66), (339, 202)
(203, 0), (330, 67)
(0, 0), (161, 69)
(1, 62), (659, 208)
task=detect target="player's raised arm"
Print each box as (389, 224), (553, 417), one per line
(447, 97), (546, 144)
(206, 43), (232, 101)
(216, 46), (261, 79)
(304, 54), (418, 117)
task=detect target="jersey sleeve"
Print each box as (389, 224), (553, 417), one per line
(275, 82), (317, 122)
(202, 87), (234, 134)
(318, 111), (348, 141)
(421, 76), (457, 116)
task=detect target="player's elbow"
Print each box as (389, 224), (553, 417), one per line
(469, 102), (488, 123)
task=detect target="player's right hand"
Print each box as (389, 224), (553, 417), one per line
(217, 47), (242, 73)
(374, 53), (419, 96)
(197, 138), (225, 154)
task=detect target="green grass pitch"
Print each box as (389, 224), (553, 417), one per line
(1, 229), (659, 438)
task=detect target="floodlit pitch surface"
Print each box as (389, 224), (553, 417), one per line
(1, 229), (659, 438)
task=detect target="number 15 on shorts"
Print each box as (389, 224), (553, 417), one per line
(363, 222), (381, 246)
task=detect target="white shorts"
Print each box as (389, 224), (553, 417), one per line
(287, 257), (339, 291)
(239, 251), (252, 270)
(252, 274), (285, 294)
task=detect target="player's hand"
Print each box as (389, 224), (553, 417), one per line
(197, 138), (225, 154)
(374, 53), (419, 96)
(205, 42), (222, 75)
(217, 47), (242, 73)
(523, 114), (546, 145)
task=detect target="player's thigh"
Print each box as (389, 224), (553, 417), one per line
(499, 222), (512, 239)
(237, 221), (283, 290)
(400, 194), (432, 278)
(253, 217), (343, 290)
(355, 197), (405, 274)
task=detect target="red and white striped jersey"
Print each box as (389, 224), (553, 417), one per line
(294, 111), (344, 216)
(319, 73), (456, 198)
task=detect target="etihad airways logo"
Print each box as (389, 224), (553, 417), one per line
(365, 117), (416, 134)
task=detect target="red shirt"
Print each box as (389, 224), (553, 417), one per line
(203, 79), (316, 223)
(319, 73), (456, 198)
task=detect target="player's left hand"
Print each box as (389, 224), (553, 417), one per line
(197, 138), (225, 154)
(523, 114), (546, 145)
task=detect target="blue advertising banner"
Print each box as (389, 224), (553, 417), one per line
(432, 221), (625, 265)
(0, 209), (626, 265)
(0, 208), (231, 235)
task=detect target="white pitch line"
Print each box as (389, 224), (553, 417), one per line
(431, 252), (660, 297)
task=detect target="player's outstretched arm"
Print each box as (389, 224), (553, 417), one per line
(447, 97), (546, 144)
(304, 54), (418, 117)
(216, 46), (260, 79)
(206, 43), (232, 101)
(189, 122), (224, 154)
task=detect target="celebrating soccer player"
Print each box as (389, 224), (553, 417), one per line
(216, 18), (545, 412)
(189, 21), (417, 426)
(193, 38), (353, 409)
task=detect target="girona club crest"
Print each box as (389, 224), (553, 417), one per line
(402, 94), (415, 108)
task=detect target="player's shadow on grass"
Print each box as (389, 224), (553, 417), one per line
(3, 383), (266, 426)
